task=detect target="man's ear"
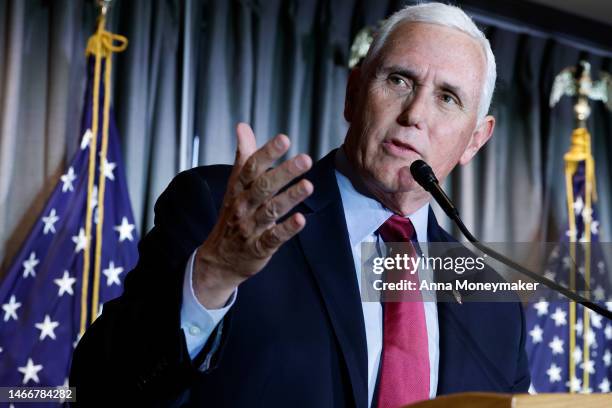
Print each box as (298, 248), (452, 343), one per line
(459, 115), (495, 165)
(344, 67), (362, 122)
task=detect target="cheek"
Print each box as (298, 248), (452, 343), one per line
(364, 86), (401, 123)
(428, 131), (472, 176)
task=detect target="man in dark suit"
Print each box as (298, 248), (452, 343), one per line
(71, 3), (530, 407)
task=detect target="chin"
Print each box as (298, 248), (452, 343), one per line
(372, 164), (420, 193)
(369, 169), (401, 192)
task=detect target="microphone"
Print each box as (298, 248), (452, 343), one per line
(409, 159), (612, 320)
(410, 160), (458, 220)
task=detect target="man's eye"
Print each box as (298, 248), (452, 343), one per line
(388, 75), (409, 88)
(440, 93), (459, 106)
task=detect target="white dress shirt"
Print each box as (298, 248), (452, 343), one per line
(180, 149), (439, 406)
(334, 150), (439, 405)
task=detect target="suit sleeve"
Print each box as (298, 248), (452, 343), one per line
(70, 167), (231, 406)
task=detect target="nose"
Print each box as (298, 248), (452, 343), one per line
(397, 89), (427, 130)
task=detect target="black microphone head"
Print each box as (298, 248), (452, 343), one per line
(410, 160), (438, 191)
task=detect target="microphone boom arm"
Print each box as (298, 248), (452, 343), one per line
(410, 160), (612, 320)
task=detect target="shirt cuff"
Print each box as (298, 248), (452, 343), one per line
(180, 249), (237, 359)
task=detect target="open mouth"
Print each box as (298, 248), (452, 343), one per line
(382, 139), (418, 158)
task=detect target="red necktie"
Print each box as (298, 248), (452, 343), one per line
(376, 215), (430, 408)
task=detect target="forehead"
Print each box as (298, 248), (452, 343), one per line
(377, 22), (486, 97)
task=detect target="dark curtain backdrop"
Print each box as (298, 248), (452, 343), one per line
(1, 0), (611, 276)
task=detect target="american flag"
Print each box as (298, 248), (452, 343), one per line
(526, 161), (612, 394)
(0, 56), (138, 400)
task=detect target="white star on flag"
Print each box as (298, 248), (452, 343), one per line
(599, 377), (611, 393)
(58, 378), (70, 403)
(566, 376), (582, 393)
(597, 261), (605, 274)
(102, 261), (124, 286)
(54, 271), (76, 296)
(551, 307), (567, 326)
(73, 334), (81, 349)
(590, 220), (599, 235)
(585, 329), (597, 349)
(2, 295), (21, 322)
(114, 217), (135, 242)
(573, 196), (584, 215)
(549, 336), (564, 355)
(546, 363), (562, 383)
(41, 208), (59, 234)
(22, 252), (39, 278)
(89, 185), (99, 210)
(573, 346), (583, 364)
(17, 358), (43, 384)
(34, 315), (59, 341)
(593, 285), (606, 302)
(607, 300), (612, 312)
(580, 359), (595, 375)
(80, 129), (93, 150)
(576, 319), (584, 336)
(603, 350), (611, 367)
(590, 310), (603, 329)
(605, 324), (612, 340)
(72, 228), (88, 253)
(533, 299), (549, 316)
(100, 157), (116, 181)
(529, 325), (543, 344)
(543, 270), (556, 281)
(60, 167), (77, 193)
(561, 256), (574, 269)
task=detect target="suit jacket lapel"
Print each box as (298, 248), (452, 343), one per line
(296, 149), (368, 407)
(426, 209), (513, 393)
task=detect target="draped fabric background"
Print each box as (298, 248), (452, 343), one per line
(1, 0), (611, 277)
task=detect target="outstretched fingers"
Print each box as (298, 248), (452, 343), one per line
(251, 179), (313, 235)
(253, 213), (307, 258)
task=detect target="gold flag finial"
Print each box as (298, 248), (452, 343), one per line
(96, 0), (112, 16)
(550, 60), (612, 127)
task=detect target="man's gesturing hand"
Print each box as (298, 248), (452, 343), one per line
(193, 123), (313, 309)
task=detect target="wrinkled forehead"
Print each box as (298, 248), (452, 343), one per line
(381, 22), (485, 70)
(377, 22), (487, 100)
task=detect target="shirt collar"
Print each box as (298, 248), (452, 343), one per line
(334, 147), (430, 247)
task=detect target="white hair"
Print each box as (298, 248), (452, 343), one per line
(361, 2), (496, 121)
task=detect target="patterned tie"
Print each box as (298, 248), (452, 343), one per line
(376, 215), (430, 408)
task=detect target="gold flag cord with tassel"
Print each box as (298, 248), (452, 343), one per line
(563, 127), (596, 393)
(79, 11), (128, 336)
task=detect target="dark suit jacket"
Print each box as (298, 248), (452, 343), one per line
(70, 149), (530, 407)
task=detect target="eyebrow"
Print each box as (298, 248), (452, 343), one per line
(376, 65), (419, 80)
(439, 82), (466, 105)
(377, 64), (467, 104)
